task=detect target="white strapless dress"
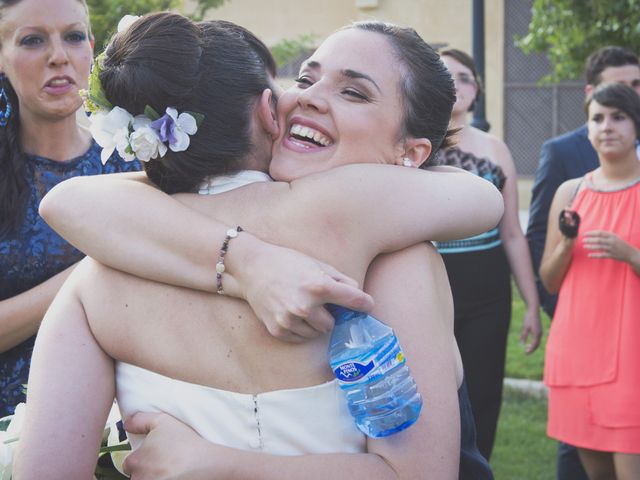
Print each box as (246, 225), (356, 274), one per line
(116, 363), (366, 455)
(115, 170), (366, 456)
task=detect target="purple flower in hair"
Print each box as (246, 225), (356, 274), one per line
(151, 107), (198, 152)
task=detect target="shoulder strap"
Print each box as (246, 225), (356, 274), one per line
(567, 176), (585, 208)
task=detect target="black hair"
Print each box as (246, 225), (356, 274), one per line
(585, 46), (639, 86)
(586, 83), (640, 140)
(0, 0), (89, 235)
(345, 21), (456, 166)
(100, 12), (276, 193)
(440, 48), (483, 112)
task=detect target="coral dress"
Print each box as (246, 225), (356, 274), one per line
(544, 173), (640, 453)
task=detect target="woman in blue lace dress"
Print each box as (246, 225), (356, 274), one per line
(0, 0), (140, 417)
(435, 49), (542, 460)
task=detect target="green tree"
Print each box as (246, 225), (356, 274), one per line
(516, 0), (640, 83)
(270, 34), (317, 69)
(86, 0), (227, 50)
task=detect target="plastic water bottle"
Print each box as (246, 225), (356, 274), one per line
(326, 304), (423, 438)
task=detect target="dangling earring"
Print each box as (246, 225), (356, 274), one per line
(0, 74), (12, 128)
(402, 157), (412, 167)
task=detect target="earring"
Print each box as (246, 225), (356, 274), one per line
(0, 74), (12, 128)
(402, 157), (412, 167)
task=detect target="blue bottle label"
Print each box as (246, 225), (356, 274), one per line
(334, 360), (375, 382)
(333, 350), (406, 385)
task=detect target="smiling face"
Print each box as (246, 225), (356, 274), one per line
(441, 54), (478, 116)
(587, 100), (638, 159)
(269, 28), (407, 181)
(0, 0), (92, 123)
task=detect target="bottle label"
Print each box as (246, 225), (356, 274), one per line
(333, 350), (406, 385)
(334, 360), (375, 383)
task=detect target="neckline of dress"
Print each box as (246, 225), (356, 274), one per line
(585, 171), (640, 193)
(198, 170), (272, 195)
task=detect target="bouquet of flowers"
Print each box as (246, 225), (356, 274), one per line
(0, 402), (131, 480)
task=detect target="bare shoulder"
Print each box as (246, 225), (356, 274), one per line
(553, 177), (583, 206)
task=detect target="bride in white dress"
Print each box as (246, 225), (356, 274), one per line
(15, 13), (501, 479)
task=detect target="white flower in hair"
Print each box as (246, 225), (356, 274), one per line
(117, 15), (141, 34)
(89, 106), (135, 164)
(130, 116), (167, 162)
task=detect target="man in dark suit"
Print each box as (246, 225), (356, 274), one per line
(526, 46), (640, 480)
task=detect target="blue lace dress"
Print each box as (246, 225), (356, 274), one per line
(0, 140), (140, 417)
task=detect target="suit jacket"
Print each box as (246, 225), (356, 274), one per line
(525, 125), (599, 317)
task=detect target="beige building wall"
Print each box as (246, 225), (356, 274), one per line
(186, 0), (505, 140)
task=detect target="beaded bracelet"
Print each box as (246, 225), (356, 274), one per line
(216, 226), (243, 295)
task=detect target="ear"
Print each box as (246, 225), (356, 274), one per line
(257, 88), (280, 139)
(402, 137), (432, 168)
(585, 84), (594, 97)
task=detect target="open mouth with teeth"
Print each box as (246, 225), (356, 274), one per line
(48, 79), (71, 87)
(289, 123), (333, 148)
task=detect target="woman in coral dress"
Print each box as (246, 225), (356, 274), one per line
(541, 82), (640, 479)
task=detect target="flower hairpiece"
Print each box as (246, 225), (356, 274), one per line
(81, 14), (204, 164)
(117, 15), (140, 33)
(88, 104), (204, 164)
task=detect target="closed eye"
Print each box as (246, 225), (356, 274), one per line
(342, 89), (368, 101)
(294, 76), (313, 88)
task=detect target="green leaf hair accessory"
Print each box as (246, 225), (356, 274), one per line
(79, 53), (113, 115)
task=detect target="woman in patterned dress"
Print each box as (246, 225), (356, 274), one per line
(0, 0), (140, 417)
(435, 49), (542, 460)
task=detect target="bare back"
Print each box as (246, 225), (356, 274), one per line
(75, 176), (457, 393)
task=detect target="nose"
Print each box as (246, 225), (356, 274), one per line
(47, 38), (70, 67)
(600, 116), (614, 131)
(296, 83), (329, 113)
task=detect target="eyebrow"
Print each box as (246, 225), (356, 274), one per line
(303, 60), (382, 93)
(15, 22), (87, 34)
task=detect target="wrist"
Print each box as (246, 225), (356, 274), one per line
(559, 236), (576, 253)
(221, 230), (265, 300)
(630, 247), (640, 269)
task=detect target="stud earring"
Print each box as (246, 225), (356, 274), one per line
(402, 157), (412, 167)
(0, 74), (12, 128)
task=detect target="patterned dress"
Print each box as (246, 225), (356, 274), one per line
(0, 141), (140, 417)
(435, 147), (508, 460)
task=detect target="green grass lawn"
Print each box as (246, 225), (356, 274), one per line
(490, 287), (556, 479)
(492, 388), (556, 479)
(505, 287), (551, 380)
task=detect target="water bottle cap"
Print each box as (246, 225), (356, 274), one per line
(325, 303), (356, 319)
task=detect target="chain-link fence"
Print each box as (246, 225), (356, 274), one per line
(504, 0), (585, 176)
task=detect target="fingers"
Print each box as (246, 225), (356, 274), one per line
(320, 277), (374, 313)
(123, 411), (163, 435)
(319, 262), (360, 288)
(583, 231), (617, 258)
(268, 313), (324, 341)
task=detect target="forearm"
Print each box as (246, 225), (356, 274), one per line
(0, 263), (77, 352)
(540, 238), (574, 294)
(40, 173), (231, 292)
(13, 272), (115, 480)
(206, 448), (394, 480)
(501, 233), (539, 309)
